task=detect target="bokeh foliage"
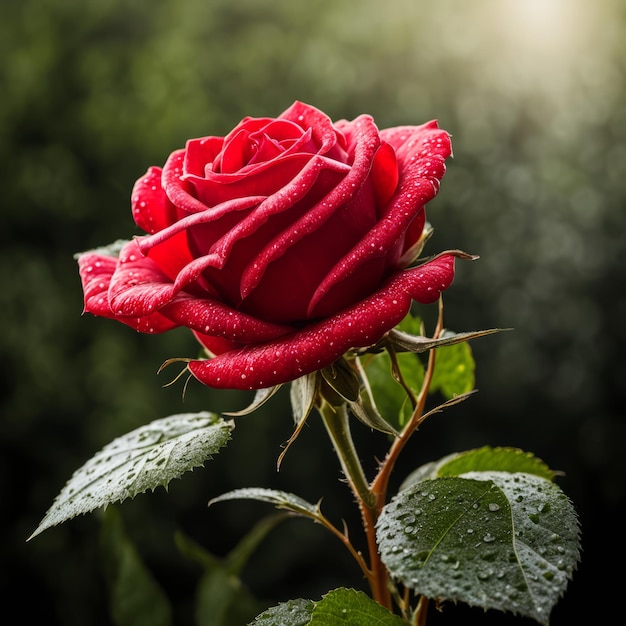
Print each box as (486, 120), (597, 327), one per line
(2, 0), (624, 624)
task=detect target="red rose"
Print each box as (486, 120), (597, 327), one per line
(77, 101), (456, 390)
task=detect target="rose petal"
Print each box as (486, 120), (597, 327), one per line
(108, 240), (179, 316)
(77, 249), (178, 333)
(162, 296), (294, 342)
(136, 195), (266, 258)
(208, 154), (350, 276)
(162, 149), (212, 214)
(238, 115), (381, 305)
(188, 253), (458, 389)
(380, 120), (452, 165)
(131, 166), (177, 235)
(184, 135), (224, 176)
(281, 101), (347, 159)
(307, 122), (452, 316)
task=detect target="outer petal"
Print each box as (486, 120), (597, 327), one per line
(161, 296), (294, 343)
(188, 253), (459, 389)
(77, 249), (178, 333)
(131, 166), (177, 234)
(307, 128), (450, 315)
(107, 240), (179, 316)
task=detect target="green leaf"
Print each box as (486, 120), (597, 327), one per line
(430, 340), (475, 398)
(309, 588), (405, 624)
(250, 599), (315, 625)
(400, 446), (556, 490)
(176, 526), (275, 626)
(29, 412), (233, 538)
(361, 350), (424, 428)
(209, 487), (321, 519)
(250, 589), (404, 626)
(195, 568), (263, 626)
(439, 447), (556, 480)
(377, 474), (581, 625)
(100, 507), (173, 626)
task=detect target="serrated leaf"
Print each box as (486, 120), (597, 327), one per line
(30, 412), (233, 539)
(430, 341), (475, 398)
(309, 588), (405, 625)
(250, 598), (315, 625)
(377, 474), (581, 625)
(209, 487), (321, 519)
(100, 507), (173, 626)
(400, 446), (556, 491)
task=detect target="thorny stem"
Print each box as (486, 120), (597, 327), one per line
(318, 401), (392, 610)
(319, 297), (446, 621)
(371, 297), (445, 503)
(369, 298), (446, 624)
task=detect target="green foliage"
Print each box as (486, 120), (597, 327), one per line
(401, 446), (556, 489)
(251, 599), (315, 625)
(429, 341), (475, 398)
(30, 413), (233, 539)
(8, 0), (618, 621)
(362, 350), (424, 428)
(308, 588), (406, 625)
(252, 589), (405, 625)
(176, 521), (280, 626)
(377, 460), (581, 625)
(100, 507), (173, 626)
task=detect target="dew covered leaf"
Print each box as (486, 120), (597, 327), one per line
(429, 340), (475, 398)
(30, 412), (233, 539)
(249, 598), (315, 625)
(209, 487), (321, 519)
(400, 446), (556, 490)
(250, 589), (404, 625)
(377, 473), (580, 625)
(308, 588), (406, 624)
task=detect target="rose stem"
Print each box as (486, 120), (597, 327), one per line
(370, 296), (445, 554)
(318, 401), (392, 610)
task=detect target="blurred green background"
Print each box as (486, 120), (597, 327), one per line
(2, 0), (624, 623)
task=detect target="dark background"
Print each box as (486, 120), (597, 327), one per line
(2, 0), (623, 623)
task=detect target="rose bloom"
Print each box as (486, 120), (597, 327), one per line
(77, 101), (457, 390)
